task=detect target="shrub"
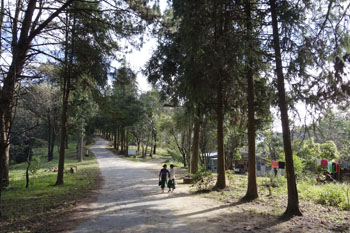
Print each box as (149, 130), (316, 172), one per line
(190, 166), (215, 191)
(226, 170), (235, 186)
(317, 185), (344, 207)
(267, 173), (286, 188)
(167, 149), (183, 163)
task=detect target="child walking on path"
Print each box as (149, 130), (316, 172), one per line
(167, 164), (176, 193)
(159, 164), (170, 193)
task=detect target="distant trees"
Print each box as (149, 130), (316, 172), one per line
(145, 0), (350, 217)
(0, 0), (159, 215)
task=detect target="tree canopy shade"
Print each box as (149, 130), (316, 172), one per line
(145, 0), (349, 217)
(0, 0), (160, 215)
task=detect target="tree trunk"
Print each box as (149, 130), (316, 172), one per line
(65, 133), (69, 149)
(187, 119), (192, 173)
(191, 107), (201, 174)
(0, 0), (37, 188)
(48, 112), (53, 161)
(78, 122), (83, 162)
(125, 130), (129, 156)
(144, 132), (150, 158)
(243, 0), (258, 201)
(121, 129), (125, 154)
(0, 0), (4, 56)
(141, 144), (145, 158)
(153, 130), (157, 155)
(56, 75), (70, 185)
(116, 127), (120, 151)
(215, 81), (226, 189)
(269, 0), (302, 216)
(56, 11), (72, 186)
(113, 128), (117, 149)
(49, 114), (57, 161)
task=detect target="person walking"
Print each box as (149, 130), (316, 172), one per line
(167, 164), (176, 193)
(159, 164), (170, 193)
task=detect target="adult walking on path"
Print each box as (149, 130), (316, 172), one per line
(72, 137), (231, 233)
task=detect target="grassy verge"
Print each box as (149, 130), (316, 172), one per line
(192, 172), (350, 231)
(0, 143), (100, 233)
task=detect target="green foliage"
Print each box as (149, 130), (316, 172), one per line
(266, 173), (287, 188)
(233, 152), (242, 161)
(1, 144), (99, 232)
(189, 166), (215, 191)
(318, 186), (345, 207)
(321, 141), (340, 160)
(226, 170), (235, 186)
(278, 152), (304, 177)
(167, 149), (183, 163)
(297, 138), (320, 171)
(292, 154), (305, 178)
(29, 156), (41, 177)
(299, 179), (350, 211)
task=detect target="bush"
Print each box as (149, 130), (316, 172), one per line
(267, 173), (286, 188)
(317, 185), (344, 207)
(299, 180), (350, 210)
(226, 170), (235, 186)
(32, 138), (48, 148)
(167, 149), (183, 163)
(190, 166), (215, 191)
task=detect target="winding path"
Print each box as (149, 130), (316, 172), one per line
(73, 137), (231, 233)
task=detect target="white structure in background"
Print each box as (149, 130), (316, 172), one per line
(207, 151), (285, 176)
(128, 149), (137, 156)
(207, 152), (218, 173)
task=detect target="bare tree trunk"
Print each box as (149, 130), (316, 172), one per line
(113, 128), (117, 149)
(243, 0), (258, 201)
(116, 127), (120, 151)
(137, 141), (140, 154)
(144, 131), (150, 158)
(187, 119), (192, 173)
(0, 0), (4, 56)
(191, 107), (201, 174)
(78, 121), (83, 162)
(56, 11), (73, 186)
(269, 0), (302, 216)
(121, 129), (125, 154)
(125, 130), (129, 156)
(65, 133), (69, 149)
(48, 112), (53, 161)
(153, 129), (157, 155)
(215, 81), (226, 189)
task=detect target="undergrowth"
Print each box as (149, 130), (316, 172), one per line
(0, 143), (99, 232)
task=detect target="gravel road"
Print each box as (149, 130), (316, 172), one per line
(73, 137), (231, 233)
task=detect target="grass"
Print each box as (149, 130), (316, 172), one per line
(0, 143), (100, 233)
(193, 172), (350, 230)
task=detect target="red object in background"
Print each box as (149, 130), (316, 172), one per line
(321, 160), (328, 166)
(272, 161), (279, 168)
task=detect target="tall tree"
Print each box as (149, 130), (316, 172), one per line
(0, 0), (75, 216)
(269, 0), (302, 216)
(243, 0), (258, 201)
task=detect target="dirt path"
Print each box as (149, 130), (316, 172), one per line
(72, 137), (232, 233)
(71, 137), (343, 233)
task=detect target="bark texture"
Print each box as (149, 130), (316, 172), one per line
(215, 82), (226, 189)
(269, 0), (302, 216)
(244, 0), (258, 201)
(191, 108), (201, 174)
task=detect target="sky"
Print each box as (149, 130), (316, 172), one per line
(116, 0), (168, 93)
